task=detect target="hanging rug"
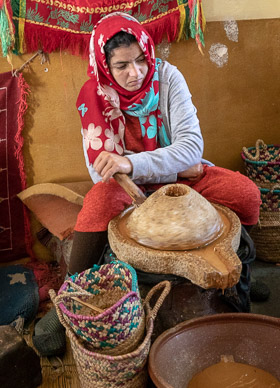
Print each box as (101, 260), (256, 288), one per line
(1, 0), (205, 56)
(0, 71), (32, 262)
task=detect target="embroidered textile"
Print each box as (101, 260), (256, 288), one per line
(0, 71), (32, 262)
(1, 0), (205, 56)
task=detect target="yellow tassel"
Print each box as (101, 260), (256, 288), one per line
(195, 1), (206, 33)
(177, 3), (186, 42)
(18, 0), (26, 54)
(198, 43), (204, 56)
(196, 2), (199, 28)
(201, 2), (206, 31)
(7, 52), (14, 70)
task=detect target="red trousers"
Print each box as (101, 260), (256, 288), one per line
(75, 166), (261, 232)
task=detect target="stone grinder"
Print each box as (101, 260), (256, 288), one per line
(109, 174), (242, 290)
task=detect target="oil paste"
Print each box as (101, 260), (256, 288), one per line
(187, 360), (280, 388)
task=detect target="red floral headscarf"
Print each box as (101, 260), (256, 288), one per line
(76, 12), (164, 165)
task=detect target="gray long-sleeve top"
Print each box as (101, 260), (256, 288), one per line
(83, 61), (206, 185)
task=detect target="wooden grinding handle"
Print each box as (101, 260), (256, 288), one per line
(114, 173), (146, 206)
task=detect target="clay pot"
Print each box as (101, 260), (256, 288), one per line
(126, 184), (223, 250)
(148, 313), (280, 388)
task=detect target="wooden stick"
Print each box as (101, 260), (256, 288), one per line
(114, 173), (146, 206)
(71, 296), (104, 314)
(13, 50), (48, 77)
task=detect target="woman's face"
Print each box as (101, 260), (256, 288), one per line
(109, 42), (148, 91)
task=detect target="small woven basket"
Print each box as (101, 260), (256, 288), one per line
(241, 139), (280, 188)
(51, 281), (171, 388)
(250, 185), (280, 263)
(52, 261), (145, 355)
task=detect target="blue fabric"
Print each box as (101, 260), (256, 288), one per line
(125, 58), (170, 148)
(0, 265), (39, 326)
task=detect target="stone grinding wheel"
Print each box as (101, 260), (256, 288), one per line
(126, 184), (224, 251)
(109, 177), (242, 290)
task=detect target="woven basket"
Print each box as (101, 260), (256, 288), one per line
(52, 261), (145, 355)
(51, 281), (171, 388)
(259, 184), (280, 212)
(241, 139), (280, 188)
(250, 221), (280, 263)
(250, 186), (280, 263)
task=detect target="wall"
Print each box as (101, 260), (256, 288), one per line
(204, 0), (280, 21)
(172, 18), (279, 172)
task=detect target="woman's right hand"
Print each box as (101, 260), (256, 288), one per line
(93, 151), (133, 182)
(177, 162), (203, 181)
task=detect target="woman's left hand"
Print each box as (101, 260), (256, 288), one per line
(177, 162), (203, 181)
(93, 151), (133, 182)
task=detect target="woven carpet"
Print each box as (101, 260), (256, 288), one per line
(0, 71), (32, 262)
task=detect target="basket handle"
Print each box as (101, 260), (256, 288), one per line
(49, 288), (72, 330)
(242, 139), (267, 161)
(143, 280), (171, 322)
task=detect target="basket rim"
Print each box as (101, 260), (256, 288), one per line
(68, 260), (139, 293)
(241, 143), (280, 165)
(241, 153), (280, 165)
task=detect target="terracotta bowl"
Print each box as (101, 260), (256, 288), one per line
(148, 313), (280, 388)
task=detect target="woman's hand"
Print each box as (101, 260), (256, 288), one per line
(93, 151), (133, 182)
(177, 162), (203, 181)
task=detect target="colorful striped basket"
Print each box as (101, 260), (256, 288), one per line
(250, 184), (280, 263)
(259, 184), (280, 213)
(241, 139), (280, 188)
(51, 280), (171, 388)
(51, 261), (145, 355)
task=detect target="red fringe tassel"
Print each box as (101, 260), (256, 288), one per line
(144, 10), (181, 44)
(24, 24), (91, 59)
(14, 73), (34, 259)
(23, 10), (181, 57)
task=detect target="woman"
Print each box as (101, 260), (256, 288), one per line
(71, 11), (261, 274)
(33, 12), (261, 357)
